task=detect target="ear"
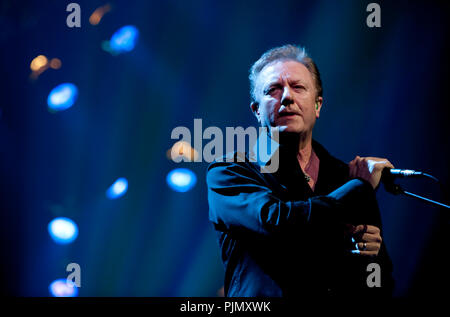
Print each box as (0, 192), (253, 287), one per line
(315, 96), (323, 119)
(250, 101), (260, 122)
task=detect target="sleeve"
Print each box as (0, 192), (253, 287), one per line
(206, 160), (375, 236)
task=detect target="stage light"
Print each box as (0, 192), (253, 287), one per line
(89, 3), (112, 25)
(167, 141), (199, 162)
(49, 58), (62, 69)
(47, 83), (78, 112)
(30, 55), (48, 71)
(166, 168), (197, 192)
(109, 25), (139, 53)
(106, 177), (128, 199)
(30, 55), (62, 80)
(49, 279), (78, 297)
(48, 217), (79, 244)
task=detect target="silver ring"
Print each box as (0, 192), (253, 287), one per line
(363, 242), (367, 250)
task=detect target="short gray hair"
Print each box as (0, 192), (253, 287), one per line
(249, 44), (323, 102)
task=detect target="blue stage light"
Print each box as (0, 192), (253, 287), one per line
(48, 217), (79, 244)
(106, 177), (128, 199)
(166, 168), (197, 192)
(49, 279), (78, 297)
(110, 25), (139, 53)
(47, 83), (78, 112)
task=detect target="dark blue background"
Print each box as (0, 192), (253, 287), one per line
(1, 0), (449, 297)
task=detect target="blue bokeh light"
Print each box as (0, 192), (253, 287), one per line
(106, 177), (128, 199)
(49, 279), (78, 297)
(166, 168), (197, 192)
(47, 83), (78, 111)
(109, 25), (139, 53)
(48, 217), (79, 244)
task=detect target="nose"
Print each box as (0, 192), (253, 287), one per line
(281, 86), (294, 106)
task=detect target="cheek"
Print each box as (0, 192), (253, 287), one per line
(260, 100), (278, 119)
(298, 97), (316, 114)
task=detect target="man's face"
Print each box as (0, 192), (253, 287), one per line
(251, 60), (322, 134)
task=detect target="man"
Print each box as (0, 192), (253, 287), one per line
(207, 44), (395, 297)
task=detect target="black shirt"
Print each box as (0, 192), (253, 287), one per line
(206, 138), (394, 297)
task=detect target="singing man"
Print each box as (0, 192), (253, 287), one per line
(207, 44), (395, 297)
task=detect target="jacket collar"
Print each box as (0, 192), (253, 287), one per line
(250, 129), (332, 171)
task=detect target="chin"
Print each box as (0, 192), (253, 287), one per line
(277, 125), (304, 134)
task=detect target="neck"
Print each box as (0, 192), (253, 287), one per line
(297, 133), (313, 170)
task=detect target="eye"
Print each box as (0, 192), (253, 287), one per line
(293, 84), (305, 90)
(264, 85), (280, 95)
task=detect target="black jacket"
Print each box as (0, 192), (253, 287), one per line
(207, 139), (394, 297)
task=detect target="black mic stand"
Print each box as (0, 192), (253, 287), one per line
(382, 170), (450, 209)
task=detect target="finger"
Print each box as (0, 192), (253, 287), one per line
(357, 158), (366, 170)
(348, 162), (358, 178)
(349, 157), (359, 167)
(359, 233), (382, 243)
(365, 157), (388, 162)
(357, 242), (380, 251)
(352, 224), (368, 234)
(357, 250), (379, 257)
(351, 245), (380, 256)
(352, 225), (366, 241)
(365, 157), (395, 170)
(365, 225), (380, 234)
(355, 233), (383, 244)
(352, 225), (363, 238)
(357, 243), (380, 255)
(385, 160), (395, 169)
(369, 160), (389, 173)
(354, 224), (379, 234)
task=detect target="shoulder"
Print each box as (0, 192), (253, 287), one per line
(313, 139), (349, 179)
(206, 151), (257, 170)
(206, 151), (263, 186)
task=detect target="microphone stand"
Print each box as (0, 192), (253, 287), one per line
(382, 172), (450, 209)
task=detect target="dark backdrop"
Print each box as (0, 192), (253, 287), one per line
(1, 0), (449, 297)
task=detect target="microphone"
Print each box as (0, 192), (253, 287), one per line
(382, 167), (439, 185)
(383, 168), (423, 178)
(381, 168), (423, 195)
(380, 168), (449, 208)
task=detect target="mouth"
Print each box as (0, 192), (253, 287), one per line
(278, 111), (300, 118)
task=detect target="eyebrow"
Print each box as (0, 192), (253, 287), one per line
(288, 79), (307, 86)
(264, 79), (307, 90)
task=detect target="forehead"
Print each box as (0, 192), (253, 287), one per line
(257, 60), (313, 86)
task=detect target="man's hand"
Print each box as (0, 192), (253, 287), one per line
(349, 156), (394, 189)
(352, 224), (382, 256)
